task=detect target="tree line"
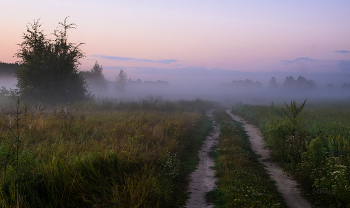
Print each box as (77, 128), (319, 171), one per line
(268, 76), (317, 91)
(221, 75), (350, 91)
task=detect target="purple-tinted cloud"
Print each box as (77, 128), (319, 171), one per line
(281, 57), (318, 65)
(334, 50), (350, 54)
(135, 59), (154, 63)
(91, 55), (177, 64)
(155, 59), (177, 64)
(92, 55), (135, 61)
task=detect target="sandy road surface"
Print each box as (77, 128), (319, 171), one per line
(226, 109), (311, 208)
(185, 109), (220, 208)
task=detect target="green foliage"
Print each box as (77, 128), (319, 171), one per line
(211, 109), (286, 207)
(71, 97), (219, 114)
(234, 101), (350, 206)
(281, 99), (306, 130)
(0, 99), (216, 207)
(15, 18), (90, 104)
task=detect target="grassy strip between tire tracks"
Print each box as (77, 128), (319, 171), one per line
(208, 109), (287, 208)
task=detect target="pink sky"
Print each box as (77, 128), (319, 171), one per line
(1, 0), (350, 84)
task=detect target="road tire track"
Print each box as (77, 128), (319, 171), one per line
(226, 109), (311, 208)
(185, 109), (220, 208)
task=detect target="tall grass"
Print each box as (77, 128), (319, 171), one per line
(233, 101), (350, 207)
(0, 99), (217, 207)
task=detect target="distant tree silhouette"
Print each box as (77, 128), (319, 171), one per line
(342, 82), (350, 89)
(15, 18), (90, 104)
(90, 61), (103, 76)
(221, 79), (262, 88)
(326, 83), (334, 89)
(81, 61), (108, 93)
(116, 69), (127, 91)
(283, 76), (296, 89)
(282, 76), (316, 91)
(268, 77), (278, 90)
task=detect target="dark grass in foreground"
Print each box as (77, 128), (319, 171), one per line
(209, 109), (286, 207)
(0, 99), (217, 208)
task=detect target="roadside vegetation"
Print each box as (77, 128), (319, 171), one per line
(233, 100), (350, 207)
(0, 98), (217, 207)
(209, 108), (286, 207)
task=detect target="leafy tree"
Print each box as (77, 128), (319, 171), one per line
(296, 76), (317, 90)
(80, 61), (108, 94)
(116, 69), (127, 91)
(268, 76), (278, 90)
(282, 76), (317, 91)
(91, 61), (103, 76)
(282, 76), (296, 89)
(15, 18), (90, 104)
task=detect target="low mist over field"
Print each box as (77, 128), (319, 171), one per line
(1, 62), (350, 105)
(0, 76), (16, 89)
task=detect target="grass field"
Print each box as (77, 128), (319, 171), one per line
(0, 98), (217, 207)
(3, 95), (348, 207)
(233, 100), (350, 207)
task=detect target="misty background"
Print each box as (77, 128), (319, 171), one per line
(1, 61), (350, 106)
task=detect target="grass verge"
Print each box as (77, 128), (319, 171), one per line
(210, 108), (286, 207)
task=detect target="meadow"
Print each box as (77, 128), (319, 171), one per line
(233, 99), (350, 207)
(3, 94), (348, 207)
(0, 97), (217, 207)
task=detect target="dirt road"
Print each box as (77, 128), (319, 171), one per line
(185, 109), (220, 208)
(226, 109), (311, 208)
